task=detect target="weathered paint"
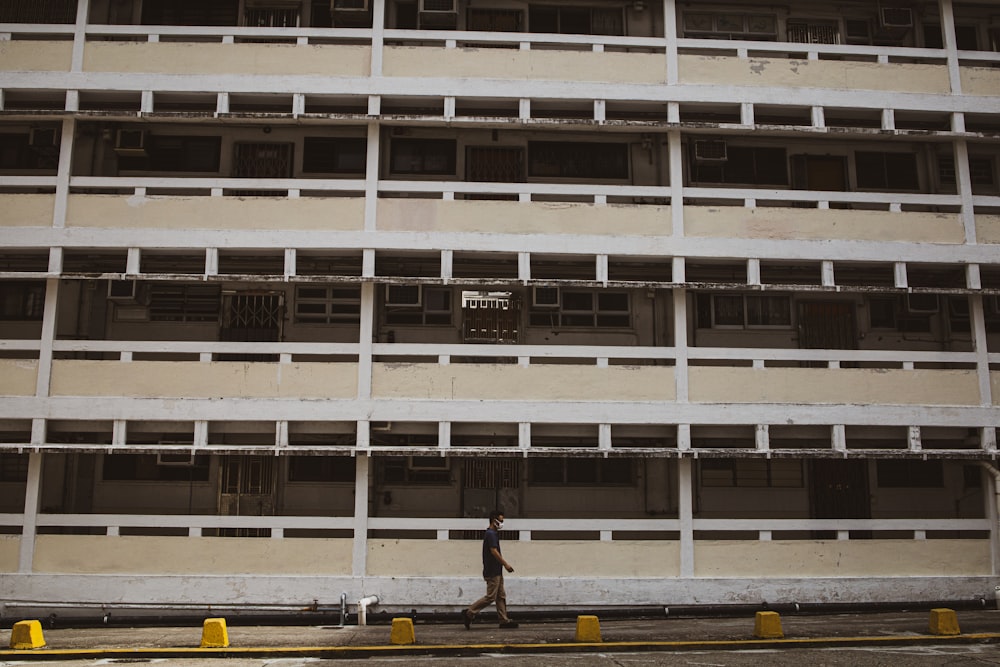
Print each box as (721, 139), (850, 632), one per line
(695, 540), (991, 578)
(371, 363), (676, 402)
(976, 215), (1000, 244)
(83, 42), (371, 77)
(67, 195), (366, 232)
(0, 360), (39, 396)
(31, 535), (354, 575)
(49, 361), (360, 399)
(960, 67), (1000, 96)
(0, 41), (72, 72)
(678, 55), (950, 94)
(383, 46), (667, 84)
(688, 367), (981, 406)
(377, 199), (670, 237)
(686, 207), (965, 245)
(0, 195), (56, 228)
(0, 535), (20, 572)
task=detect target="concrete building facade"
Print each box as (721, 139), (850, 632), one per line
(1, 0), (999, 616)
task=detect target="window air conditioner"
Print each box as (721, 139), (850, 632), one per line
(694, 139), (728, 163)
(108, 279), (139, 302)
(418, 0), (458, 28)
(114, 128), (147, 156)
(28, 127), (58, 149)
(385, 285), (421, 306)
(408, 455), (449, 471)
(157, 452), (196, 466)
(532, 286), (559, 308)
(331, 0), (368, 10)
(906, 293), (939, 314)
(879, 6), (913, 29)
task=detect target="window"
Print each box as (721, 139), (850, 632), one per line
(0, 281), (45, 320)
(378, 456), (451, 484)
(528, 142), (629, 180)
(141, 0), (239, 26)
(528, 458), (633, 485)
(288, 456), (355, 482)
(682, 12), (777, 40)
(389, 139), (456, 175)
(529, 289), (630, 328)
(786, 21), (839, 45)
(867, 296), (934, 333)
(700, 459), (803, 488)
(528, 5), (623, 35)
(691, 145), (787, 186)
(118, 136), (222, 173)
(302, 137), (366, 174)
(0, 133), (59, 171)
(876, 460), (943, 488)
(0, 454), (28, 482)
(0, 0), (77, 23)
(102, 454), (211, 481)
(148, 284), (221, 322)
(696, 294), (791, 328)
(855, 152), (919, 190)
(385, 286), (452, 325)
(295, 285), (361, 324)
(923, 24), (979, 50)
(938, 156), (995, 190)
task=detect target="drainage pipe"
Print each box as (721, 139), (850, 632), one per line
(339, 592), (348, 627)
(357, 594), (379, 626)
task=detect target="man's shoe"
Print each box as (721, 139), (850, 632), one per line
(462, 610), (472, 630)
(499, 621), (519, 629)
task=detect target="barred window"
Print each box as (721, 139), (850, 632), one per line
(295, 285), (361, 324)
(700, 459), (803, 488)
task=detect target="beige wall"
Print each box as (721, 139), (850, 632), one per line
(0, 41), (72, 71)
(689, 367), (981, 406)
(383, 46), (666, 84)
(371, 363), (676, 402)
(368, 539), (680, 577)
(977, 215), (1000, 244)
(679, 55), (950, 93)
(0, 535), (19, 572)
(0, 360), (38, 396)
(83, 42), (371, 77)
(686, 207), (965, 244)
(378, 199), (670, 236)
(49, 360), (359, 399)
(0, 194), (55, 227)
(67, 195), (365, 232)
(993, 372), (1000, 406)
(961, 67), (1000, 96)
(695, 539), (990, 577)
(32, 535), (353, 574)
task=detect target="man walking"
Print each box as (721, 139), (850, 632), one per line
(463, 510), (518, 629)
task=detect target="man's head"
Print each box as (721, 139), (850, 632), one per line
(489, 510), (505, 528)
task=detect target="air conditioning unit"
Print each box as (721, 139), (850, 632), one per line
(906, 293), (939, 314)
(694, 139), (728, 163)
(408, 455), (449, 471)
(879, 6), (913, 29)
(108, 279), (139, 303)
(114, 128), (147, 156)
(418, 0), (458, 28)
(28, 127), (58, 150)
(157, 452), (196, 466)
(385, 284), (421, 306)
(532, 286), (559, 308)
(332, 0), (368, 9)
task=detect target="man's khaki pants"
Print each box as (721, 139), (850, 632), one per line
(467, 575), (510, 623)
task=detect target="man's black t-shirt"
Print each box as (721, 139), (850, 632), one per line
(482, 527), (502, 578)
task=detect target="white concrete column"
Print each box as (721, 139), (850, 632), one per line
(370, 0), (385, 77)
(954, 139), (977, 244)
(352, 453), (370, 576)
(364, 121), (380, 232)
(663, 0), (678, 85)
(34, 278), (60, 399)
(678, 457), (694, 577)
(18, 453), (44, 573)
(52, 119), (75, 229)
(70, 0), (89, 72)
(672, 287), (688, 403)
(358, 282), (375, 400)
(939, 0), (962, 94)
(668, 129), (683, 237)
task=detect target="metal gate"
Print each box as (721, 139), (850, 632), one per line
(463, 458), (520, 527)
(798, 301), (857, 367)
(219, 455), (277, 537)
(233, 142), (293, 196)
(462, 295), (521, 344)
(220, 292), (283, 361)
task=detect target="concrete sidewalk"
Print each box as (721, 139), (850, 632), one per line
(3, 609), (1000, 660)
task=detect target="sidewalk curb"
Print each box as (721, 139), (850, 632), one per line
(4, 632), (1000, 660)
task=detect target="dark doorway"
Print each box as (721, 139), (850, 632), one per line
(219, 291), (283, 361)
(810, 459), (870, 538)
(792, 155), (848, 191)
(798, 300), (857, 367)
